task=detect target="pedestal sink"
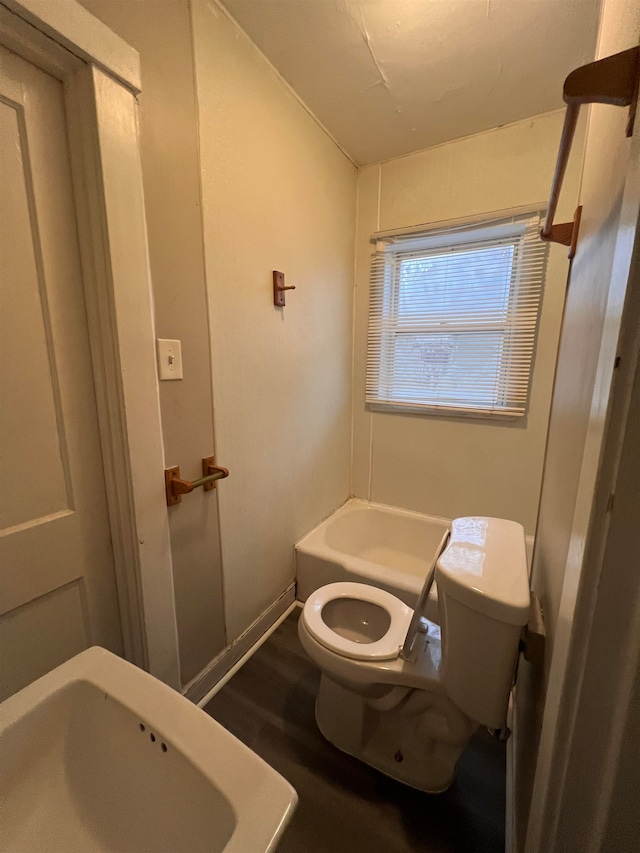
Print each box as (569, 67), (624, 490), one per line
(0, 647), (297, 852)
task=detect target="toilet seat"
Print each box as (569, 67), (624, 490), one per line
(302, 582), (413, 661)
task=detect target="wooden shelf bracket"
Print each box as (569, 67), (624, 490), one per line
(541, 46), (639, 259)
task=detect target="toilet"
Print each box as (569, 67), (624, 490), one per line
(298, 516), (531, 793)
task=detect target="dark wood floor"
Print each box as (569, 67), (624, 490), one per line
(204, 609), (506, 853)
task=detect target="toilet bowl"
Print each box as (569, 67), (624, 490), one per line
(298, 516), (531, 793)
(302, 581), (413, 660)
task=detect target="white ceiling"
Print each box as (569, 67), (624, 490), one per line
(220, 0), (600, 165)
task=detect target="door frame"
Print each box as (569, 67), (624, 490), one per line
(525, 114), (640, 852)
(0, 0), (181, 688)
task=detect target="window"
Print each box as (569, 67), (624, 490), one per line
(366, 211), (548, 418)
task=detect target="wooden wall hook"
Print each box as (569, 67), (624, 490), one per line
(273, 270), (296, 306)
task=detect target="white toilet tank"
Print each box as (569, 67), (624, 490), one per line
(435, 517), (530, 729)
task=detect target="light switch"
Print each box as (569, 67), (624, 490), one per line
(157, 339), (183, 380)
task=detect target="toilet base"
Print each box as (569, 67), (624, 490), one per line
(315, 674), (476, 794)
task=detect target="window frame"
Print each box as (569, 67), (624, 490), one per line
(366, 211), (547, 420)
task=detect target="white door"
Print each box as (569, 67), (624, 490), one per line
(0, 45), (123, 700)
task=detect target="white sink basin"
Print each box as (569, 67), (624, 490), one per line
(0, 647), (297, 852)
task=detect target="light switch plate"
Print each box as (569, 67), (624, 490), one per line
(157, 339), (183, 380)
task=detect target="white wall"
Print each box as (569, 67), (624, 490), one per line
(78, 0), (226, 686)
(192, 0), (357, 641)
(352, 112), (584, 535)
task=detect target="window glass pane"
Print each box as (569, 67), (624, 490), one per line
(397, 245), (514, 325)
(390, 332), (505, 407)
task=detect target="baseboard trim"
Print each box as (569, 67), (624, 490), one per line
(182, 584), (296, 705)
(506, 688), (517, 853)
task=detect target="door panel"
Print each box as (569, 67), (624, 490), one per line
(1, 94), (70, 530)
(0, 580), (89, 698)
(0, 46), (123, 699)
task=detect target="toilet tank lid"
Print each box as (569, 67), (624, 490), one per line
(436, 517), (530, 626)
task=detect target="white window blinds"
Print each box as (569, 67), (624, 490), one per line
(365, 211), (549, 418)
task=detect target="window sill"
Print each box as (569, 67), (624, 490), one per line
(367, 401), (524, 420)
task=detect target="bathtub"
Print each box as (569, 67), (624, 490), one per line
(295, 499), (450, 618)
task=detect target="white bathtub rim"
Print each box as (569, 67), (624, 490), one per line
(295, 497), (451, 552)
(310, 552), (435, 597)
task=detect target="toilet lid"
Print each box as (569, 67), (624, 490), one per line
(302, 582), (414, 661)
